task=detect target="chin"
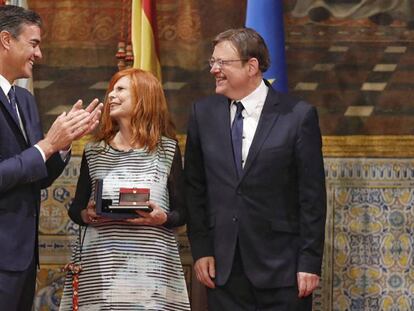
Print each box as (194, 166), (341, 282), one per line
(21, 70), (32, 79)
(216, 88), (232, 99)
(215, 86), (226, 95)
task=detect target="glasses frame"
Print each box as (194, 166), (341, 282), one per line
(209, 58), (249, 68)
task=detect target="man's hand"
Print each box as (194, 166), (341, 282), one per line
(194, 256), (216, 288)
(68, 99), (103, 139)
(297, 272), (320, 298)
(37, 99), (103, 159)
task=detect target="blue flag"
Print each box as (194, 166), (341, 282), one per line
(246, 0), (288, 92)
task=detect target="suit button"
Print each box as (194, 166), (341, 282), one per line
(237, 189), (242, 195)
(232, 216), (238, 222)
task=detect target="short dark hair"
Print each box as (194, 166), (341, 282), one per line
(213, 28), (270, 73)
(0, 5), (41, 38)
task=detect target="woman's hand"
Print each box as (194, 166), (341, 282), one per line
(81, 201), (110, 225)
(124, 201), (167, 226)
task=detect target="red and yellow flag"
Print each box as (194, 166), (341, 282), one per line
(131, 0), (162, 81)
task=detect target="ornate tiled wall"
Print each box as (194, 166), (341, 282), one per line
(314, 157), (414, 311)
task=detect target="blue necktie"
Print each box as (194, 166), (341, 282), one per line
(231, 101), (244, 177)
(7, 87), (20, 125)
(8, 87), (27, 142)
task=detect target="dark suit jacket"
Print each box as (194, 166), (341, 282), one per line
(0, 86), (66, 271)
(185, 81), (326, 288)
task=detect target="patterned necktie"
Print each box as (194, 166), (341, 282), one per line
(8, 87), (27, 142)
(7, 87), (20, 125)
(231, 101), (244, 177)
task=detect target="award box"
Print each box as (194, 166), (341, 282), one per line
(94, 178), (152, 219)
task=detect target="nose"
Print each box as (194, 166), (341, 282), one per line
(210, 63), (220, 74)
(108, 90), (115, 100)
(35, 46), (42, 60)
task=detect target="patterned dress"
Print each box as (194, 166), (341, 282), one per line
(59, 138), (190, 311)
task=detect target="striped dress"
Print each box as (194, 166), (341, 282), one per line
(59, 138), (190, 311)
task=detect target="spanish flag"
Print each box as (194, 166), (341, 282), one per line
(246, 0), (288, 92)
(132, 0), (162, 81)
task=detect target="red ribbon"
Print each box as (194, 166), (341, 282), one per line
(63, 263), (83, 311)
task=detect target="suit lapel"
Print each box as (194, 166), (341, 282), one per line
(240, 86), (281, 180)
(15, 88), (32, 145)
(0, 87), (30, 146)
(0, 88), (19, 128)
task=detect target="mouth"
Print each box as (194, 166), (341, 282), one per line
(109, 102), (120, 109)
(215, 75), (226, 86)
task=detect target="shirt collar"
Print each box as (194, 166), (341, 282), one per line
(234, 80), (268, 116)
(0, 74), (13, 97)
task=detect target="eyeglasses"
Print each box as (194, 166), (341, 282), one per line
(209, 58), (248, 68)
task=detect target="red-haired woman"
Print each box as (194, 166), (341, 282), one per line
(59, 68), (190, 310)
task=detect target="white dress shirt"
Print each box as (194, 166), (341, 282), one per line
(230, 80), (269, 168)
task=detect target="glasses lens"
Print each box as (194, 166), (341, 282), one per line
(210, 58), (226, 68)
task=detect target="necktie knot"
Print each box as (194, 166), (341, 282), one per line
(235, 101), (244, 116)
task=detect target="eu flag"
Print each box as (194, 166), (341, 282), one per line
(246, 0), (288, 92)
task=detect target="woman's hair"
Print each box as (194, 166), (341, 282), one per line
(93, 68), (176, 152)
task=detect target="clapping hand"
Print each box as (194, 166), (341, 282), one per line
(38, 98), (103, 159)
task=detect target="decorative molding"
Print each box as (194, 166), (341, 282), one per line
(74, 135), (414, 158)
(178, 134), (414, 158)
(322, 136), (414, 158)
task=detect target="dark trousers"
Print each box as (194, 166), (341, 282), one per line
(0, 257), (36, 311)
(207, 247), (312, 311)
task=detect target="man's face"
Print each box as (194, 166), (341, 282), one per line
(210, 41), (250, 100)
(8, 23), (42, 81)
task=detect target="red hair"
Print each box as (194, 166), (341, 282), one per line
(93, 68), (176, 152)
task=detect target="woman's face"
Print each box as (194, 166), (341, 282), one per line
(108, 76), (134, 121)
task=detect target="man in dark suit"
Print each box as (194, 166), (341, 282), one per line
(185, 28), (326, 310)
(0, 5), (102, 311)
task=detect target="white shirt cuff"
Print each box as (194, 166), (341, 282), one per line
(34, 144), (46, 162)
(34, 144), (71, 162)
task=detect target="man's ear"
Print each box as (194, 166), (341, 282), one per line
(0, 30), (12, 50)
(247, 57), (260, 76)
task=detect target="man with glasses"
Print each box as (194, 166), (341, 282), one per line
(185, 28), (326, 310)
